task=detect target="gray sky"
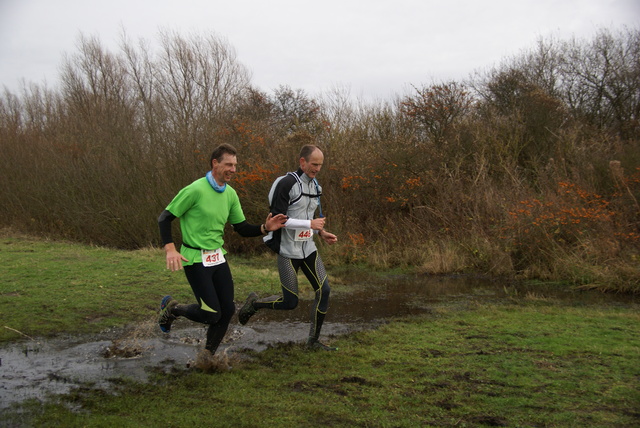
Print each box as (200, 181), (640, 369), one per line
(1, 0), (638, 101)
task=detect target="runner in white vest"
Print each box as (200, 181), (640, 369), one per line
(238, 143), (339, 350)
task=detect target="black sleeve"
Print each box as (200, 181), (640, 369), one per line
(158, 210), (177, 245)
(232, 220), (262, 237)
(271, 174), (296, 215)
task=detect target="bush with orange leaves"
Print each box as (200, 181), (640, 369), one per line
(503, 175), (639, 271)
(336, 232), (366, 264)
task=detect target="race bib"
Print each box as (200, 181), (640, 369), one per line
(201, 248), (225, 267)
(294, 229), (313, 241)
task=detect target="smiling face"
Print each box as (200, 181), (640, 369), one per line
(300, 148), (324, 179)
(211, 152), (237, 185)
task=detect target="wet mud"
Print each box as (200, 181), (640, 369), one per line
(1, 274), (635, 410)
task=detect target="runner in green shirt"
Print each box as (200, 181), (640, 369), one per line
(157, 143), (286, 356)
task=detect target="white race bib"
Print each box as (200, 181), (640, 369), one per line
(294, 229), (313, 241)
(201, 248), (225, 267)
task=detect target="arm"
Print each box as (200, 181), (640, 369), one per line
(232, 213), (288, 237)
(318, 228), (338, 245)
(282, 217), (325, 230)
(271, 174), (324, 230)
(158, 209), (188, 271)
(232, 220), (262, 237)
(158, 209), (176, 246)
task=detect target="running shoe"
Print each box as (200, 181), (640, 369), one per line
(238, 292), (258, 325)
(306, 337), (338, 351)
(158, 295), (178, 333)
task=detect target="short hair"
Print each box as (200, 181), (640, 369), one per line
(299, 144), (320, 161)
(210, 143), (237, 166)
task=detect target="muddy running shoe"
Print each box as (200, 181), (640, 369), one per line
(238, 292), (258, 325)
(306, 337), (338, 351)
(158, 295), (178, 333)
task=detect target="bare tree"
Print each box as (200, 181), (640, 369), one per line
(559, 27), (640, 138)
(154, 29), (251, 141)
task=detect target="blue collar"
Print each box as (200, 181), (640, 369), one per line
(206, 171), (226, 193)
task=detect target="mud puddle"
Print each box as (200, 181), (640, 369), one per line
(0, 319), (359, 411)
(1, 274), (635, 410)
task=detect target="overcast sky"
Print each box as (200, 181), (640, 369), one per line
(1, 0), (638, 101)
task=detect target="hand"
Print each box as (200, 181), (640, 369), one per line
(165, 243), (189, 271)
(320, 230), (338, 245)
(310, 217), (326, 230)
(265, 213), (287, 231)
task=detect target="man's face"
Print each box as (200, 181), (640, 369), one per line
(212, 153), (237, 184)
(300, 149), (324, 179)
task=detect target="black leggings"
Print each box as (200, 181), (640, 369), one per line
(177, 262), (235, 353)
(254, 251), (330, 339)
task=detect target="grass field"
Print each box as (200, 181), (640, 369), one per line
(1, 230), (639, 427)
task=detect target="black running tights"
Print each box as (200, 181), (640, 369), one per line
(179, 262), (235, 354)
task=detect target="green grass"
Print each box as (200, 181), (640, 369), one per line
(2, 230), (639, 427)
(0, 230), (284, 342)
(1, 232), (171, 341)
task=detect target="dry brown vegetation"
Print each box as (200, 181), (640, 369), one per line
(1, 27), (638, 292)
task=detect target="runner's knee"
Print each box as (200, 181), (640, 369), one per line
(201, 309), (221, 324)
(281, 294), (299, 310)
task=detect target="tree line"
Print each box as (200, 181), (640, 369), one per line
(1, 27), (638, 291)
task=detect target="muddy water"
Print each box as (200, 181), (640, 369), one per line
(1, 274), (635, 410)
